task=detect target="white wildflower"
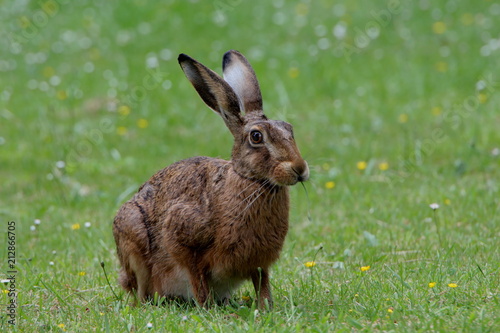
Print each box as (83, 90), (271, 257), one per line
(429, 203), (440, 210)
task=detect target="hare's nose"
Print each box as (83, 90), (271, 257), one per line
(292, 160), (309, 182)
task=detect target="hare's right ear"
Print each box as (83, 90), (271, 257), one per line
(178, 53), (243, 137)
(222, 50), (263, 114)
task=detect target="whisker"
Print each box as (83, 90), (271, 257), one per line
(233, 180), (271, 219)
(237, 185), (267, 218)
(234, 180), (259, 199)
(299, 182), (312, 222)
(225, 180), (269, 218)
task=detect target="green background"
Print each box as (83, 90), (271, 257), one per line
(1, 0), (499, 331)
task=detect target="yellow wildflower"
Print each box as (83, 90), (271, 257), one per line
(19, 16), (31, 28)
(378, 162), (389, 171)
(295, 3), (308, 16)
(460, 13), (474, 26)
(360, 266), (370, 272)
(137, 118), (149, 129)
(56, 90), (67, 100)
(118, 105), (131, 116)
(435, 61), (448, 73)
(387, 308), (394, 313)
(432, 106), (442, 116)
(117, 126), (128, 136)
(357, 161), (367, 171)
(71, 223), (80, 230)
(304, 261), (316, 268)
(428, 282), (436, 288)
(398, 113), (408, 123)
(89, 48), (101, 61)
(478, 93), (487, 104)
(448, 283), (458, 288)
(432, 21), (447, 34)
(288, 67), (300, 79)
(325, 181), (335, 189)
(43, 66), (55, 78)
(78, 271), (86, 276)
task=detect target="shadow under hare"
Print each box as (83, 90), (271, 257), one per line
(113, 50), (309, 309)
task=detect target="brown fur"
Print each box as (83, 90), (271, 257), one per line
(113, 50), (309, 309)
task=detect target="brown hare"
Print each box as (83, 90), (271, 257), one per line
(113, 50), (309, 309)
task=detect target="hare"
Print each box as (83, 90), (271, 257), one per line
(113, 50), (309, 309)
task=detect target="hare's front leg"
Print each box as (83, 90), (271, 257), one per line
(251, 268), (273, 309)
(164, 203), (214, 306)
(186, 263), (211, 307)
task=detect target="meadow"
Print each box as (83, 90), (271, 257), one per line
(1, 0), (499, 331)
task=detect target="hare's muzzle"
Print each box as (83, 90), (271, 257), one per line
(293, 159), (310, 183)
(275, 159), (309, 186)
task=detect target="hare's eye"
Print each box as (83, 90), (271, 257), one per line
(250, 130), (263, 144)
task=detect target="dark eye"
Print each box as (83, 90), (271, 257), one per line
(250, 130), (263, 144)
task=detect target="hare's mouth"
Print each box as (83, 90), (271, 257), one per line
(293, 166), (310, 183)
(273, 161), (309, 186)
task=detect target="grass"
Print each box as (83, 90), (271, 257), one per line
(1, 0), (499, 331)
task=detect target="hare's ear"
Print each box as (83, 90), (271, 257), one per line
(178, 53), (243, 137)
(222, 50), (264, 115)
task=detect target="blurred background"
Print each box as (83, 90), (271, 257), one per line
(2, 0), (500, 262)
(0, 0), (499, 329)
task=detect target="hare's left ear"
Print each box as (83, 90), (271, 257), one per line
(222, 50), (264, 114)
(179, 53), (243, 137)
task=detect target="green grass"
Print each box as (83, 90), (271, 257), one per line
(1, 0), (499, 331)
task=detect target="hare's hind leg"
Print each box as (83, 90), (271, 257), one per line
(117, 255), (150, 301)
(251, 268), (273, 310)
(187, 266), (211, 307)
(128, 253), (151, 301)
(113, 201), (153, 301)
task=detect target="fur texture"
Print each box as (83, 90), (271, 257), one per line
(113, 50), (309, 308)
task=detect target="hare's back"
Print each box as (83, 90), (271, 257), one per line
(136, 156), (231, 249)
(146, 156), (231, 202)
